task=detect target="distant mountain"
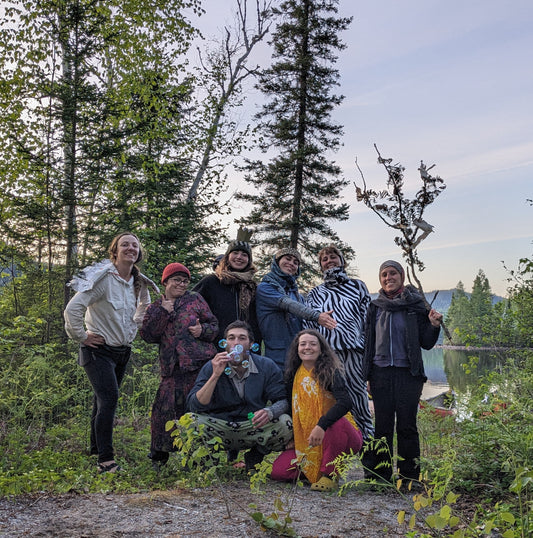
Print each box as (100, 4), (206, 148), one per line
(370, 289), (505, 315)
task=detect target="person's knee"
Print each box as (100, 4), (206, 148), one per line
(271, 449), (298, 482)
(95, 390), (119, 412)
(277, 414), (293, 442)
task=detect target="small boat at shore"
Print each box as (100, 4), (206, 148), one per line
(419, 390), (456, 417)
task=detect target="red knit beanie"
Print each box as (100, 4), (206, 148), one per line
(161, 262), (190, 284)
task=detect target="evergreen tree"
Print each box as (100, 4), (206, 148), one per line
(469, 269), (497, 343)
(503, 255), (533, 348)
(445, 271), (498, 346)
(237, 0), (353, 266)
(445, 281), (471, 344)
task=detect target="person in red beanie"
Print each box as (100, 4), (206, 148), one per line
(141, 262), (218, 468)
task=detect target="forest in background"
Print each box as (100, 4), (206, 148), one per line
(0, 2), (531, 535)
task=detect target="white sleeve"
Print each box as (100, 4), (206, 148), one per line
(64, 290), (92, 343)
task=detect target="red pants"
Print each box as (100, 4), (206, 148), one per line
(271, 417), (363, 481)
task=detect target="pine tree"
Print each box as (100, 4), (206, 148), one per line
(469, 269), (497, 343)
(445, 281), (471, 344)
(445, 272), (498, 346)
(237, 0), (353, 266)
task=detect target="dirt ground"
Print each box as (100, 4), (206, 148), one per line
(0, 473), (421, 537)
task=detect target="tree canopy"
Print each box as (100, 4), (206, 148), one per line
(237, 0), (353, 269)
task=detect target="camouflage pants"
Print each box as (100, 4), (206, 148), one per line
(187, 413), (293, 454)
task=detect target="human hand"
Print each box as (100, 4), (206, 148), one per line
(83, 331), (105, 348)
(317, 310), (337, 330)
(161, 295), (175, 313)
(211, 352), (231, 377)
(188, 318), (201, 338)
(307, 425), (325, 447)
(428, 309), (443, 327)
(251, 409), (270, 429)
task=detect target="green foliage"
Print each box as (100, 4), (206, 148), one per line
(332, 348), (532, 538)
(167, 414), (245, 488)
(248, 453), (304, 536)
(504, 256), (533, 348)
(414, 350), (532, 537)
(0, 262), (65, 342)
(0, 0), (230, 303)
(445, 254), (533, 348)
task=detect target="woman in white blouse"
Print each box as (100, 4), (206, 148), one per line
(64, 232), (158, 473)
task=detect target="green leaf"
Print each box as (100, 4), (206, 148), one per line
(440, 505), (452, 519)
(449, 516), (460, 527)
(499, 512), (515, 524)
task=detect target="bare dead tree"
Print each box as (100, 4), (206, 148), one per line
(187, 0), (272, 200)
(354, 144), (452, 340)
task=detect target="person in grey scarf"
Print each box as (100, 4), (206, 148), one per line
(362, 260), (442, 484)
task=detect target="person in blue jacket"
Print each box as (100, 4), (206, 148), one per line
(256, 247), (337, 369)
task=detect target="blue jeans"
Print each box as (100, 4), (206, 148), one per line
(368, 366), (424, 481)
(80, 344), (130, 463)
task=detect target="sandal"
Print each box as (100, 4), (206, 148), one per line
(97, 461), (121, 474)
(310, 475), (338, 492)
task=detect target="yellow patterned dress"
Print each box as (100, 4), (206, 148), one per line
(292, 365), (358, 483)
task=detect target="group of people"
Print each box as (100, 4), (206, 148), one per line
(64, 231), (442, 491)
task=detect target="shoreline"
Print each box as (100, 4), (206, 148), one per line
(436, 345), (514, 351)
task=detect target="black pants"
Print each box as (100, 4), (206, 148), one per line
(368, 366), (424, 481)
(80, 344), (131, 463)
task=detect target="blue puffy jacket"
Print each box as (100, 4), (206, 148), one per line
(256, 257), (320, 368)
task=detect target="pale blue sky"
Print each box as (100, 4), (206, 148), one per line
(191, 1), (533, 297)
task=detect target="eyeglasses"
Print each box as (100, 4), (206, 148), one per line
(168, 277), (190, 286)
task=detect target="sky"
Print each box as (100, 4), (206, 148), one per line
(189, 0), (533, 297)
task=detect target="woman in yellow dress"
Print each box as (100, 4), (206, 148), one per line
(271, 329), (363, 491)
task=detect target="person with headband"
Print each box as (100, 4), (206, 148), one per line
(304, 245), (374, 443)
(363, 260), (443, 484)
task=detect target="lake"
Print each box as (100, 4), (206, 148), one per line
(421, 347), (503, 400)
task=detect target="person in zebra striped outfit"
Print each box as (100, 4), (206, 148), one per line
(303, 245), (374, 441)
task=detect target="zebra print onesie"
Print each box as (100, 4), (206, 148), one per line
(304, 268), (374, 440)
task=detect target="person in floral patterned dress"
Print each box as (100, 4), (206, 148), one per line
(141, 263), (218, 466)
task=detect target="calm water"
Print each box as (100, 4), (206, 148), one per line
(421, 347), (502, 399)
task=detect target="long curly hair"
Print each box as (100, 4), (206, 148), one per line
(285, 329), (344, 392)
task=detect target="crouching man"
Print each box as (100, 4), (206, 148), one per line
(186, 321), (292, 471)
